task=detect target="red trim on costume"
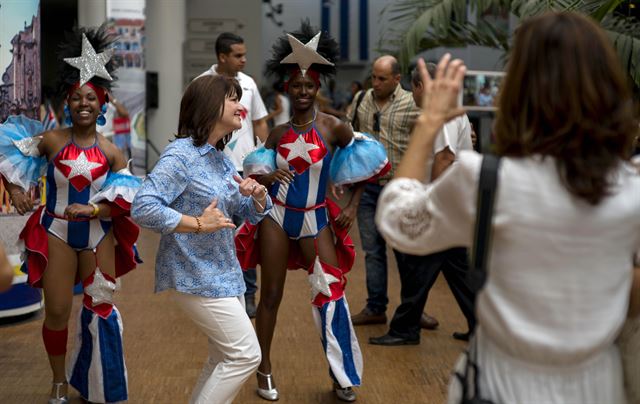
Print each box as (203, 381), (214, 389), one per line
(67, 82), (107, 106)
(284, 68), (321, 92)
(45, 210), (92, 222)
(234, 198), (355, 277)
(42, 324), (68, 356)
(19, 201), (140, 289)
(366, 161), (392, 184)
(272, 198), (326, 212)
(20, 206), (49, 288)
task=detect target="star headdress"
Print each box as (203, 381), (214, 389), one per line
(266, 20), (339, 84)
(64, 33), (114, 87)
(57, 24), (117, 103)
(279, 32), (334, 77)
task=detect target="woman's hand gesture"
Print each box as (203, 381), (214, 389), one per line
(416, 55), (467, 128)
(234, 175), (268, 200)
(198, 199), (236, 233)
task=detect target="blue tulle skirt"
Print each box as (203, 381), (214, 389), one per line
(330, 132), (389, 186)
(0, 115), (46, 190)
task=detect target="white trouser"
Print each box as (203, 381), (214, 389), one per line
(171, 291), (261, 404)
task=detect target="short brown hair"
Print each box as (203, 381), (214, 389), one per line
(494, 12), (638, 205)
(176, 75), (242, 149)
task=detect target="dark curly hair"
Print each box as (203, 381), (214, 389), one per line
(265, 20), (339, 82)
(56, 23), (117, 97)
(494, 12), (639, 205)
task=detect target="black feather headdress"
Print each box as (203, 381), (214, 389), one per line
(57, 24), (117, 98)
(266, 20), (339, 83)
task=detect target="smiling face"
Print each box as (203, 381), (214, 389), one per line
(219, 92), (244, 131)
(287, 73), (319, 112)
(67, 85), (102, 127)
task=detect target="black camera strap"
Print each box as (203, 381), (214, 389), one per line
(456, 154), (501, 403)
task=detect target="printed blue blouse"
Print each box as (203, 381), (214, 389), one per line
(131, 138), (271, 298)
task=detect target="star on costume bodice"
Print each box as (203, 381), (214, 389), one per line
(276, 126), (328, 174)
(52, 141), (109, 193)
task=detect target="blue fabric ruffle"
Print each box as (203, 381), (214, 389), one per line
(90, 169), (142, 205)
(243, 147), (276, 177)
(101, 170), (143, 189)
(0, 115), (46, 190)
(330, 132), (389, 186)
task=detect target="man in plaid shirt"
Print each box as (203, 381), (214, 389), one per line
(346, 55), (440, 337)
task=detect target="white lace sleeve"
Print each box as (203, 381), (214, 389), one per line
(375, 151), (481, 255)
(12, 135), (42, 157)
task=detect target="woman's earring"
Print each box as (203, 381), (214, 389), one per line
(96, 104), (107, 126)
(64, 105), (72, 125)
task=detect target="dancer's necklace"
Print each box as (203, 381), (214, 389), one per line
(290, 110), (316, 127)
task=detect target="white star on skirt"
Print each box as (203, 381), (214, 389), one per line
(84, 268), (116, 306)
(308, 257), (340, 299)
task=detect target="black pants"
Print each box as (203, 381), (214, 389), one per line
(388, 247), (476, 340)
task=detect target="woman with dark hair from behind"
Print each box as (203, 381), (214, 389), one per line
(375, 12), (640, 403)
(131, 75), (272, 403)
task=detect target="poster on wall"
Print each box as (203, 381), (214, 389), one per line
(0, 0), (41, 215)
(0, 0), (43, 317)
(105, 0), (146, 175)
(0, 0), (40, 123)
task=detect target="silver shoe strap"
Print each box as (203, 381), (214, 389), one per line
(257, 371), (275, 390)
(52, 382), (66, 398)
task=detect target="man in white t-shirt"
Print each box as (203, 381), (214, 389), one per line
(197, 32), (269, 170)
(370, 63), (476, 346)
(197, 32), (268, 318)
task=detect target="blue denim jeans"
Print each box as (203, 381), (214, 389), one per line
(356, 183), (388, 314)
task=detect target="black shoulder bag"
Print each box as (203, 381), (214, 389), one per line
(455, 154), (501, 404)
(350, 89), (368, 132)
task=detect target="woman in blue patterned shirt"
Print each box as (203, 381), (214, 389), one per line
(131, 75), (272, 404)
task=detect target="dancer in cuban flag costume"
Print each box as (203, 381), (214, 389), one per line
(236, 22), (390, 402)
(0, 25), (141, 403)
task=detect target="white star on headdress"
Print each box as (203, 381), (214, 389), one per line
(280, 32), (334, 77)
(280, 136), (320, 164)
(308, 257), (340, 299)
(64, 33), (114, 87)
(59, 151), (103, 181)
(84, 268), (116, 306)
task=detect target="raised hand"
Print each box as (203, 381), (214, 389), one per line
(198, 198), (236, 233)
(417, 55), (466, 126)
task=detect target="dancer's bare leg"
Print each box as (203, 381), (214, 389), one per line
(255, 218), (289, 388)
(77, 230), (116, 280)
(298, 226), (339, 266)
(42, 234), (78, 399)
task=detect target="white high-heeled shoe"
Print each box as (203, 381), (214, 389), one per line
(48, 381), (68, 404)
(256, 370), (279, 401)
